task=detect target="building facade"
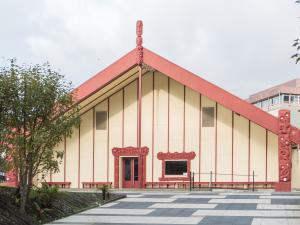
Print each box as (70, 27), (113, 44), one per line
(45, 21), (300, 191)
(248, 79), (300, 128)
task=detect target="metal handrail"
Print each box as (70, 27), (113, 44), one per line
(189, 170), (256, 192)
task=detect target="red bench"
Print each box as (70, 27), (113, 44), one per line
(82, 182), (112, 189)
(209, 182), (275, 189)
(46, 182), (71, 188)
(145, 182), (176, 189)
(145, 181), (275, 189)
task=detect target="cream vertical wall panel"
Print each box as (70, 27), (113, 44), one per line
(169, 79), (184, 152)
(200, 96), (216, 181)
(250, 123), (266, 182)
(109, 91), (123, 182)
(153, 72), (168, 181)
(51, 141), (65, 182)
(233, 115), (249, 182)
(141, 72), (154, 182)
(80, 110), (93, 184)
(124, 81), (137, 147)
(292, 148), (300, 189)
(66, 127), (79, 188)
(185, 88), (200, 181)
(94, 100), (108, 182)
(267, 132), (278, 182)
(216, 105), (232, 182)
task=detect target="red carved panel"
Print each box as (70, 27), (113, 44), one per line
(136, 20), (143, 65)
(157, 151), (196, 181)
(112, 146), (148, 157)
(278, 110), (291, 183)
(112, 146), (149, 188)
(157, 151), (196, 160)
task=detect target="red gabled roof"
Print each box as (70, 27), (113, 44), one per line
(74, 47), (278, 134)
(74, 49), (136, 102)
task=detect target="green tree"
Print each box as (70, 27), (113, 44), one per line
(0, 59), (80, 213)
(292, 39), (300, 63)
(292, 1), (300, 63)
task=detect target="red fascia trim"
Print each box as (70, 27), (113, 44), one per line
(143, 48), (278, 134)
(74, 49), (137, 102)
(72, 46), (298, 136)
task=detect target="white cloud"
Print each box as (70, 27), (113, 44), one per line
(0, 0), (299, 98)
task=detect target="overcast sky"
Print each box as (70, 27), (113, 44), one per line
(0, 0), (299, 98)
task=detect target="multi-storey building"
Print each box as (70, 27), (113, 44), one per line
(248, 79), (300, 128)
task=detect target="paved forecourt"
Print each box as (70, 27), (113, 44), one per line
(46, 190), (300, 225)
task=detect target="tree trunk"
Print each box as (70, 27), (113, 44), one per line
(19, 173), (28, 214)
(26, 167), (34, 201)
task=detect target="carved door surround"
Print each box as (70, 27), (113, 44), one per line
(112, 146), (149, 188)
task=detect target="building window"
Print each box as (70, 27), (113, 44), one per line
(157, 151), (196, 181)
(273, 96), (279, 105)
(165, 161), (187, 175)
(283, 94), (290, 103)
(202, 107), (215, 127)
(96, 111), (107, 130)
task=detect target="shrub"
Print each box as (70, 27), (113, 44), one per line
(29, 183), (59, 209)
(98, 184), (109, 200)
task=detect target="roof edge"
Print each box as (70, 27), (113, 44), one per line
(143, 47), (279, 134)
(74, 48), (137, 103)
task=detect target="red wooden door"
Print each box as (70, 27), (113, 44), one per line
(122, 157), (139, 188)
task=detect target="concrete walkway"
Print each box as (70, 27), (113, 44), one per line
(46, 190), (300, 225)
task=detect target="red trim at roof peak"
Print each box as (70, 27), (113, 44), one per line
(74, 49), (137, 102)
(74, 46), (283, 134)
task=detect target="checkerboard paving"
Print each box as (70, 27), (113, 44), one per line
(46, 191), (300, 225)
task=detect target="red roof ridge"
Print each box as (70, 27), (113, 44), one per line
(73, 46), (282, 134)
(143, 47), (278, 134)
(74, 49), (136, 102)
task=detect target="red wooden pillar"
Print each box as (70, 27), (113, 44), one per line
(136, 20), (143, 188)
(114, 156), (120, 188)
(275, 110), (292, 192)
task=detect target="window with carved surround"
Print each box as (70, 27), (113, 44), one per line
(157, 151), (196, 181)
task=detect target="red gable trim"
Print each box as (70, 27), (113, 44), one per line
(74, 47), (278, 134)
(143, 48), (278, 134)
(74, 49), (136, 102)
